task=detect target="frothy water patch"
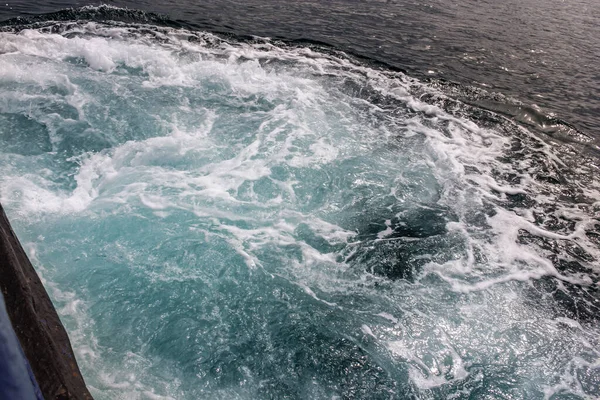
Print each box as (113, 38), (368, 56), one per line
(1, 14), (599, 399)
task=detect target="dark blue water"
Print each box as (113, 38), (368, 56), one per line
(2, 0), (600, 141)
(0, 2), (599, 399)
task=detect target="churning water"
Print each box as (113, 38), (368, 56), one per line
(1, 7), (600, 399)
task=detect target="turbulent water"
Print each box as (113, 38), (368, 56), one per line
(1, 6), (600, 400)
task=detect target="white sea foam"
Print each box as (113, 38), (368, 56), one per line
(0, 19), (599, 399)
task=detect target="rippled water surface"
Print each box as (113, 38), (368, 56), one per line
(2, 0), (600, 139)
(0, 3), (599, 400)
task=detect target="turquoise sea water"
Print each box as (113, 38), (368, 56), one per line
(1, 15), (599, 399)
